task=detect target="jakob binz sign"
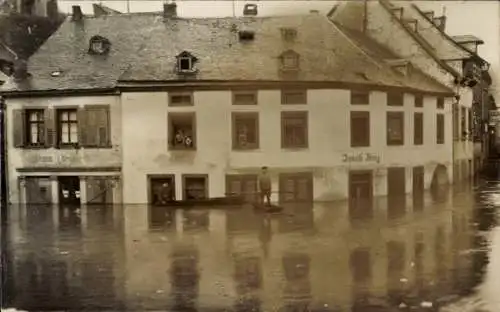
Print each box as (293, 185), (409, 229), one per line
(342, 152), (380, 164)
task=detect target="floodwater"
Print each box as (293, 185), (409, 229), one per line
(1, 180), (499, 311)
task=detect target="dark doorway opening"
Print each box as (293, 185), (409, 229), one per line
(412, 166), (424, 211)
(149, 175), (175, 205)
(58, 176), (80, 206)
(348, 171), (373, 221)
(387, 167), (406, 218)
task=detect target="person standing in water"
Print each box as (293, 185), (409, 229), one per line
(259, 166), (272, 206)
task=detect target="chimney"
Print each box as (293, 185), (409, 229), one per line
(72, 5), (83, 21)
(13, 59), (28, 80)
(163, 2), (177, 18)
(433, 16), (446, 31)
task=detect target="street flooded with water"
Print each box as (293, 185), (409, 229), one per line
(1, 179), (499, 312)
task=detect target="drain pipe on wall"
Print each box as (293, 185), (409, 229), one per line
(0, 94), (7, 222)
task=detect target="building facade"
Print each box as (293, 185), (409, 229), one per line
(2, 2), (484, 206)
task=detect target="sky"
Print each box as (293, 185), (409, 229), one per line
(55, 0), (500, 97)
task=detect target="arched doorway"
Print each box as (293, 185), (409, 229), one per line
(430, 164), (449, 201)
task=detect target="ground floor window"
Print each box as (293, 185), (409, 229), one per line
(278, 172), (313, 203)
(182, 174), (208, 200)
(225, 174), (258, 204)
(148, 175), (176, 205)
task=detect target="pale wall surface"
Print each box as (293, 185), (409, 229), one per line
(6, 95), (122, 204)
(121, 89), (452, 204)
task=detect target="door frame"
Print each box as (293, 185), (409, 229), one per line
(225, 174), (259, 202)
(348, 170), (374, 217)
(181, 174), (209, 200)
(57, 176), (81, 205)
(278, 172), (313, 203)
(147, 174), (176, 204)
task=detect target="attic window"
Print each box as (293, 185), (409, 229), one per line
(281, 28), (297, 41)
(176, 51), (198, 73)
(238, 30), (255, 41)
(280, 50), (300, 71)
(243, 3), (258, 16)
(88, 35), (111, 55)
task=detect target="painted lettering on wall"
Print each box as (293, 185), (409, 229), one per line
(342, 153), (380, 163)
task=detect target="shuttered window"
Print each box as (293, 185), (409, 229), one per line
(86, 176), (114, 204)
(78, 106), (111, 148)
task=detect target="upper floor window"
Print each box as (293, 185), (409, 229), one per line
(387, 92), (404, 106)
(232, 112), (259, 150)
(25, 109), (45, 146)
(387, 112), (404, 146)
(414, 112), (423, 145)
(168, 112), (196, 150)
(351, 111), (370, 147)
(176, 51), (198, 73)
(233, 91), (257, 105)
(279, 50), (300, 71)
(169, 92), (193, 106)
(414, 95), (423, 107)
(281, 89), (307, 105)
(436, 97), (444, 109)
(437, 114), (445, 144)
(351, 90), (370, 105)
(281, 111), (308, 149)
(57, 109), (78, 146)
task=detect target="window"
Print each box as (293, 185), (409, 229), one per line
(437, 113), (445, 144)
(414, 112), (423, 145)
(233, 91), (257, 105)
(80, 106), (111, 147)
(387, 92), (404, 106)
(232, 112), (259, 150)
(460, 107), (466, 141)
(25, 109), (45, 146)
(351, 90), (370, 105)
(437, 97), (444, 109)
(387, 112), (404, 145)
(281, 89), (307, 105)
(414, 95), (423, 107)
(351, 111), (370, 147)
(281, 111), (308, 148)
(175, 51), (198, 73)
(168, 112), (196, 150)
(88, 35), (111, 55)
(182, 174), (208, 200)
(280, 50), (300, 71)
(281, 27), (297, 41)
(278, 172), (313, 203)
(169, 93), (193, 106)
(57, 109), (78, 146)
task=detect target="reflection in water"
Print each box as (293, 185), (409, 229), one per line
(3, 181), (499, 311)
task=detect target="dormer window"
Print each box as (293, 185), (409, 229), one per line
(88, 35), (111, 55)
(176, 51), (198, 73)
(280, 50), (299, 71)
(281, 28), (297, 42)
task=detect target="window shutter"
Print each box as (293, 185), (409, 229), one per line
(12, 109), (25, 148)
(44, 108), (56, 147)
(78, 107), (88, 147)
(97, 106), (110, 147)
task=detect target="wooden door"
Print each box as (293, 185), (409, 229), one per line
(278, 172), (313, 203)
(387, 167), (406, 218)
(348, 171), (373, 220)
(226, 174), (258, 204)
(25, 177), (52, 204)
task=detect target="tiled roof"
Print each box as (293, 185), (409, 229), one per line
(1, 12), (453, 94)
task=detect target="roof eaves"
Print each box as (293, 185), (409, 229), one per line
(379, 0), (461, 78)
(411, 4), (488, 66)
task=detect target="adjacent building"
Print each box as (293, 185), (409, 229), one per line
(1, 2), (489, 206)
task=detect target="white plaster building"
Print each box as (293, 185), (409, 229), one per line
(1, 2), (479, 207)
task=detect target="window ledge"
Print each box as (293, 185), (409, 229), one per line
(56, 144), (81, 150)
(21, 145), (48, 150)
(281, 147), (309, 151)
(232, 147), (260, 152)
(168, 147), (197, 152)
